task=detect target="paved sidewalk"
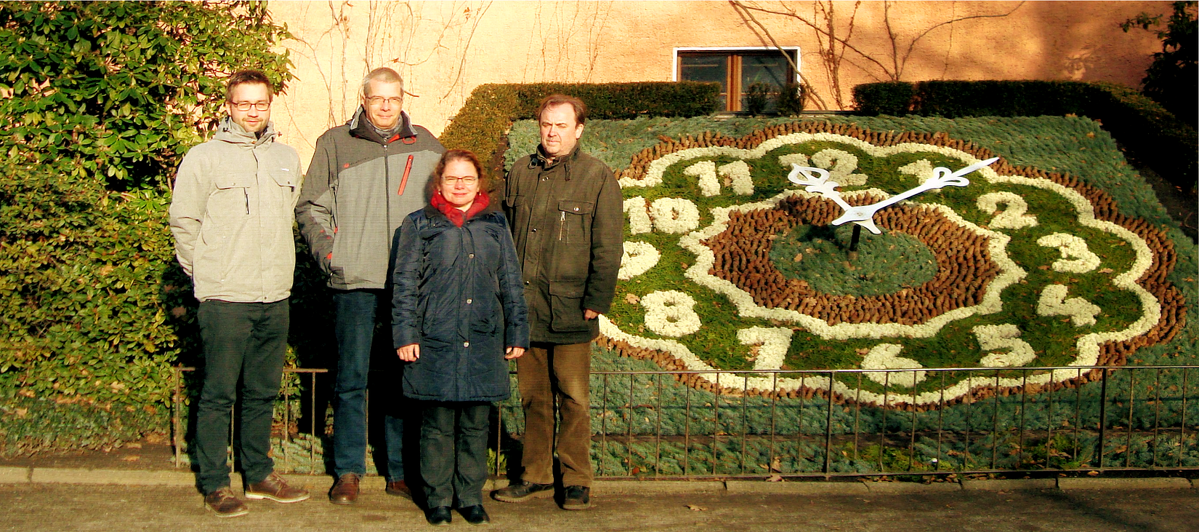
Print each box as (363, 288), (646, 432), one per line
(1, 468), (1197, 531)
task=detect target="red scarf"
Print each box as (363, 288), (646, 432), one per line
(431, 189), (490, 227)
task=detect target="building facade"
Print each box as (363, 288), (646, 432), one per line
(268, 1), (1169, 168)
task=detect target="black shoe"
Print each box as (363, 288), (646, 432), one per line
(425, 506), (452, 526)
(562, 485), (591, 510)
(458, 505), (490, 525)
(491, 480), (554, 503)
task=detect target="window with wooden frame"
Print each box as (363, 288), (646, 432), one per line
(674, 48), (799, 113)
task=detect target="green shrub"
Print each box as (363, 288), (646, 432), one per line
(0, 1), (294, 190)
(852, 82), (915, 116)
(852, 79), (1197, 191)
(441, 81), (720, 176)
(0, 1), (294, 451)
(1121, 1), (1198, 130)
(774, 82), (807, 116)
(743, 82), (772, 115)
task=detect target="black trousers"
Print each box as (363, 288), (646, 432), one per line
(420, 401), (490, 508)
(194, 299), (288, 494)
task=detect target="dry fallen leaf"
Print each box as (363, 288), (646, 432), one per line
(122, 455), (140, 462)
(624, 293), (640, 305)
(1098, 268), (1114, 274)
(686, 504), (708, 511)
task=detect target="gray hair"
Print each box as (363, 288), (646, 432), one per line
(361, 67), (403, 98)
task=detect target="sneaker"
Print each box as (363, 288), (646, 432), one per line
(245, 472), (310, 503)
(562, 485), (591, 510)
(425, 506), (452, 526)
(329, 473), (360, 505)
(458, 505), (490, 525)
(491, 480), (554, 503)
(385, 479), (412, 500)
(204, 487), (249, 518)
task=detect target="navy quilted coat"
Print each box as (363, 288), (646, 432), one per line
(391, 205), (529, 402)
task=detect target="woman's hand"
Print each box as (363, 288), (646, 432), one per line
(397, 344), (420, 362)
(504, 346), (526, 360)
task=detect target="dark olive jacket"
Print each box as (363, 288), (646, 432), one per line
(503, 146), (623, 345)
(391, 205), (529, 402)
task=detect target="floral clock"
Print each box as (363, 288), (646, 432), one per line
(599, 123), (1184, 407)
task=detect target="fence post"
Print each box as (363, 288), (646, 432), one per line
(1098, 368), (1109, 469)
(824, 371), (834, 478)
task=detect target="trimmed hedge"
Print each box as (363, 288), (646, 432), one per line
(852, 80), (1198, 191)
(440, 82), (720, 176)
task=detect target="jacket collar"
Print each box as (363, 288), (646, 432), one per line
(348, 106), (417, 145)
(529, 143), (580, 171)
(214, 116), (276, 148)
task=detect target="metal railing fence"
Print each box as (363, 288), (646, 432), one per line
(171, 364), (1199, 479)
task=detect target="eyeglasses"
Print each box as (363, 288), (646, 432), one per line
(443, 176), (479, 185)
(230, 101), (270, 111)
(365, 96), (403, 107)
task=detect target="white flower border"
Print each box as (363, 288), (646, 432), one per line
(603, 133), (1162, 406)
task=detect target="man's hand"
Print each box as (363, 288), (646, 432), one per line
(505, 346), (526, 360)
(584, 309), (600, 320)
(397, 344), (420, 362)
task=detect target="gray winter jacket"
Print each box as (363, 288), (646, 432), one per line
(296, 108), (445, 290)
(169, 118), (301, 303)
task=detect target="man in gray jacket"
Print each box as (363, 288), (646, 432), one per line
(295, 67), (445, 504)
(169, 70), (310, 518)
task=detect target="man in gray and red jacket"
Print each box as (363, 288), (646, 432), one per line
(295, 67), (445, 505)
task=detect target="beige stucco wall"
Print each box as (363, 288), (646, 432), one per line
(268, 1), (1168, 169)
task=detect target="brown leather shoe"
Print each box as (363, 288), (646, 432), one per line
(204, 487), (249, 518)
(385, 479), (412, 500)
(245, 472), (310, 503)
(329, 473), (360, 505)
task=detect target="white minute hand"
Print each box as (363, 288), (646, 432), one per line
(830, 157), (999, 234)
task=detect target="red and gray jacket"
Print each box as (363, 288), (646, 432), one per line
(296, 108), (445, 290)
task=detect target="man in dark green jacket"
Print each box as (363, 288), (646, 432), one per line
(493, 94), (623, 510)
(295, 67), (444, 505)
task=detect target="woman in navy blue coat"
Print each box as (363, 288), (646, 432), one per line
(392, 149), (529, 526)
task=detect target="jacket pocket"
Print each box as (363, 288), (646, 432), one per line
(556, 200), (593, 244)
(548, 281), (589, 333)
(210, 173), (253, 219)
(269, 168), (298, 211)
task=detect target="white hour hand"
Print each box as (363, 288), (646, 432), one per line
(831, 157), (999, 233)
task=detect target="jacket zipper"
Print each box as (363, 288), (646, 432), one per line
(384, 142), (391, 235)
(558, 211), (565, 241)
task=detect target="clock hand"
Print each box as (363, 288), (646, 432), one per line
(786, 164), (854, 211)
(831, 157), (999, 233)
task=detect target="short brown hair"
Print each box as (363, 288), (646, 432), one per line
(536, 94), (587, 125)
(362, 67), (404, 98)
(431, 149), (488, 193)
(226, 70), (273, 102)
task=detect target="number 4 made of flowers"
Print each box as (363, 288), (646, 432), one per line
(1037, 284), (1101, 327)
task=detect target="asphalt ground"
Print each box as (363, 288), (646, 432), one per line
(1, 468), (1197, 532)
